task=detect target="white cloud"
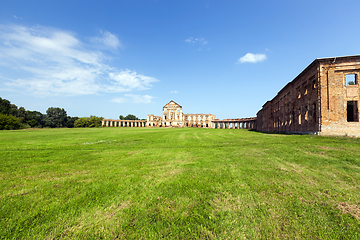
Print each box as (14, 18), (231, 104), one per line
(108, 70), (158, 92)
(0, 24), (158, 96)
(111, 94), (155, 104)
(238, 53), (267, 63)
(91, 30), (121, 49)
(170, 90), (178, 94)
(185, 37), (208, 45)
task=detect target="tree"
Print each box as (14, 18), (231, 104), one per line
(0, 97), (11, 115)
(0, 113), (23, 130)
(18, 107), (27, 123)
(25, 111), (45, 128)
(74, 117), (89, 128)
(65, 116), (79, 128)
(124, 114), (139, 120)
(74, 116), (103, 128)
(45, 107), (68, 128)
(119, 115), (125, 120)
(88, 116), (103, 127)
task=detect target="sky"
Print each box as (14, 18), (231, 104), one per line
(1, 0), (360, 120)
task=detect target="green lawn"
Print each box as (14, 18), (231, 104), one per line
(1, 127), (360, 239)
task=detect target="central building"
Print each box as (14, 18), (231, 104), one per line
(147, 100), (216, 128)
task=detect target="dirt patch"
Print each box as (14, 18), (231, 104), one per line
(277, 162), (303, 174)
(338, 202), (360, 221)
(211, 192), (242, 213)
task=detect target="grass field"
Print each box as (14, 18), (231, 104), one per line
(1, 127), (360, 239)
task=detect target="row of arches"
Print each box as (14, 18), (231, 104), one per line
(212, 121), (255, 129)
(101, 120), (147, 127)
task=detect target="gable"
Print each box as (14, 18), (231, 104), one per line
(163, 100), (182, 109)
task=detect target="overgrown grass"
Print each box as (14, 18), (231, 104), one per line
(1, 127), (360, 239)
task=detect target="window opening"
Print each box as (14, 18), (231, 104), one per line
(313, 103), (317, 122)
(346, 74), (356, 85)
(347, 101), (359, 122)
(312, 80), (316, 89)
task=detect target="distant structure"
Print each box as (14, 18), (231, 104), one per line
(102, 100), (256, 129)
(147, 100), (216, 128)
(256, 55), (360, 137)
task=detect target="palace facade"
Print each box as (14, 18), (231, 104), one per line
(147, 100), (216, 128)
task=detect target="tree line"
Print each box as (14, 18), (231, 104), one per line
(0, 97), (141, 130)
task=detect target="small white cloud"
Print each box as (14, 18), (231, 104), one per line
(13, 15), (18, 19)
(170, 90), (178, 94)
(185, 37), (207, 45)
(91, 30), (121, 49)
(238, 53), (267, 63)
(111, 94), (155, 104)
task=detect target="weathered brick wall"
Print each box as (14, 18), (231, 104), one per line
(257, 60), (320, 133)
(257, 55), (360, 136)
(319, 57), (360, 136)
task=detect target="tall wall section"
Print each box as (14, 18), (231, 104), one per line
(256, 60), (321, 133)
(318, 56), (360, 136)
(257, 55), (360, 136)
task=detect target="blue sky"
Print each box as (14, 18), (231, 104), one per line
(1, 0), (360, 120)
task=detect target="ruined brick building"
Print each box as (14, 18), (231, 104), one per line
(256, 55), (360, 137)
(147, 100), (216, 127)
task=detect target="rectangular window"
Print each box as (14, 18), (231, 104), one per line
(346, 74), (356, 85)
(313, 103), (317, 122)
(347, 101), (359, 122)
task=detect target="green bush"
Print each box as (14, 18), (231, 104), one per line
(74, 116), (103, 128)
(0, 113), (24, 130)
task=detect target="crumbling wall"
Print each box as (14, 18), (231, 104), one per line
(319, 57), (360, 136)
(257, 55), (360, 136)
(257, 60), (320, 134)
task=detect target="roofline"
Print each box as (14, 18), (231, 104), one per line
(265, 54), (360, 106)
(316, 54), (360, 61)
(163, 100), (182, 108)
